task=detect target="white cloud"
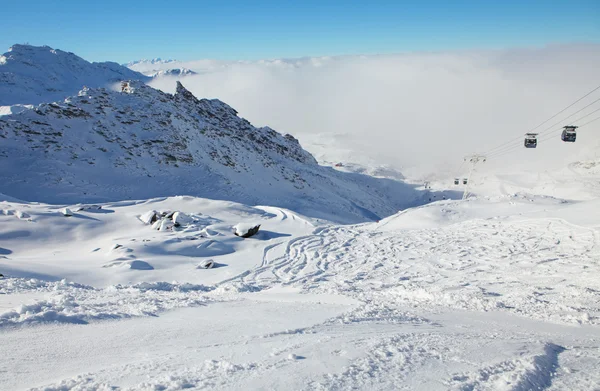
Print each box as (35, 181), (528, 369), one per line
(148, 44), (600, 178)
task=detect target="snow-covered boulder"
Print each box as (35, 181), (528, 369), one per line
(157, 218), (173, 231)
(172, 211), (192, 227)
(151, 219), (162, 230)
(233, 223), (261, 238)
(161, 210), (175, 219)
(197, 259), (215, 269)
(15, 210), (30, 220)
(139, 210), (159, 225)
(61, 208), (73, 216)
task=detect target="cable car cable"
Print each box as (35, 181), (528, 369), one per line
(482, 84), (600, 155)
(489, 113), (600, 160)
(537, 106), (600, 143)
(486, 100), (600, 158)
(577, 114), (600, 128)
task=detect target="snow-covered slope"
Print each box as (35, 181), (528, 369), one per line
(0, 81), (448, 223)
(3, 46), (598, 390)
(1, 167), (599, 389)
(0, 44), (148, 106)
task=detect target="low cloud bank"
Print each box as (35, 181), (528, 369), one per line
(148, 44), (600, 178)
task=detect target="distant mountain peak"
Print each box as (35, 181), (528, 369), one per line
(150, 68), (197, 78)
(125, 58), (177, 67)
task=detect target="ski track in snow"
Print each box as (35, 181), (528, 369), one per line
(1, 168), (600, 389)
(242, 217), (600, 326)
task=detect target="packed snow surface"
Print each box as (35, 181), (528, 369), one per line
(1, 160), (599, 390)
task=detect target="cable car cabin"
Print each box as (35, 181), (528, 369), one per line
(462, 178), (468, 185)
(524, 133), (538, 148)
(561, 126), (577, 142)
(454, 178), (459, 185)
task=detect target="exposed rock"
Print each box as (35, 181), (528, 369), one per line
(74, 204), (102, 212)
(233, 223), (261, 238)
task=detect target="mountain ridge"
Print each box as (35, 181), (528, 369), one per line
(0, 79), (445, 222)
(0, 44), (149, 106)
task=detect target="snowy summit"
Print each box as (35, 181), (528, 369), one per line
(0, 44), (148, 106)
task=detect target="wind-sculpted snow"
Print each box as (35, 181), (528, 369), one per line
(0, 44), (148, 106)
(445, 343), (566, 391)
(30, 359), (257, 391)
(0, 278), (212, 327)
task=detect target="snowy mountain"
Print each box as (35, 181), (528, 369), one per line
(0, 44), (148, 106)
(149, 68), (198, 78)
(0, 80), (444, 223)
(126, 58), (199, 77)
(126, 57), (177, 71)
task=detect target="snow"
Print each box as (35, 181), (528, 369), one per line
(0, 159), (599, 389)
(0, 79), (451, 224)
(0, 44), (148, 106)
(0, 103), (34, 116)
(1, 45), (599, 390)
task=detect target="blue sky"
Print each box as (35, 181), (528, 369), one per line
(2, 0), (599, 63)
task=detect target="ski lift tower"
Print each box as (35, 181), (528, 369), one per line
(462, 154), (486, 200)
